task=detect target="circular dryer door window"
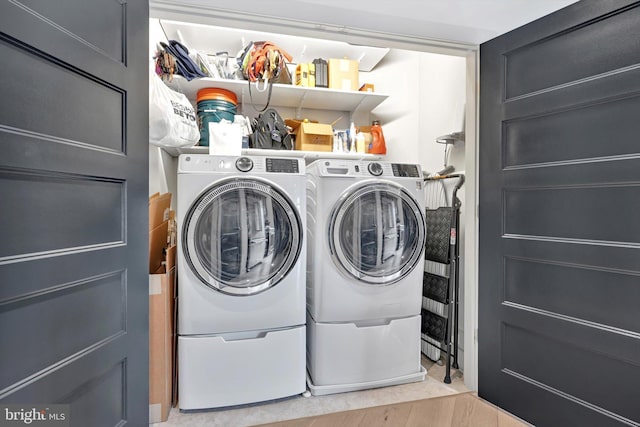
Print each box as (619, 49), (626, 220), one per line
(329, 182), (426, 285)
(183, 178), (302, 295)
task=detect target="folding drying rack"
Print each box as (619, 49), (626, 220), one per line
(421, 173), (464, 384)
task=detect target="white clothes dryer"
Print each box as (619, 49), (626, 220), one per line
(177, 154), (306, 410)
(305, 159), (427, 395)
(306, 159), (427, 323)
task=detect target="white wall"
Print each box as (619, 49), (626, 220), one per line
(365, 49), (421, 164)
(418, 53), (466, 175)
(149, 146), (178, 206)
(365, 49), (466, 172)
(419, 52), (467, 367)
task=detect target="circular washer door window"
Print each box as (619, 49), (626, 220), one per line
(329, 181), (426, 285)
(183, 178), (302, 295)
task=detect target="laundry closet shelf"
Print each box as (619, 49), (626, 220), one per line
(164, 76), (388, 113)
(162, 145), (384, 161)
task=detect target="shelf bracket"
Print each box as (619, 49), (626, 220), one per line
(296, 91), (308, 119)
(352, 96), (367, 116)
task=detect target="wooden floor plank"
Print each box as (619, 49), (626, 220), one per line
(359, 404), (412, 427)
(311, 411), (366, 427)
(253, 392), (528, 427)
(451, 394), (499, 426)
(497, 409), (528, 427)
(405, 394), (456, 426)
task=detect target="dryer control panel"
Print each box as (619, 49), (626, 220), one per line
(309, 160), (423, 179)
(391, 163), (420, 177)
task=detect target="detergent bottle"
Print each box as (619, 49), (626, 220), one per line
(369, 120), (387, 155)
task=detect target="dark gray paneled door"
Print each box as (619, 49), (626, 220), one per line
(479, 1), (640, 426)
(0, 1), (149, 425)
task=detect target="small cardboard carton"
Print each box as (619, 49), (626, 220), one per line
(328, 58), (359, 91)
(149, 220), (169, 274)
(359, 83), (375, 92)
(149, 192), (171, 230)
(149, 192), (177, 423)
(296, 122), (333, 152)
(149, 193), (173, 274)
(149, 245), (176, 424)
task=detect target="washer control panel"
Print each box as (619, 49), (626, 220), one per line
(265, 158), (300, 173)
(179, 154), (305, 175)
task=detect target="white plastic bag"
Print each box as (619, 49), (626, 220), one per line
(149, 69), (199, 148)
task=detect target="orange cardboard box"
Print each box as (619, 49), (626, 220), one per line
(296, 122), (333, 152)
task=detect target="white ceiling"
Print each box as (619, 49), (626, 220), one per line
(158, 0), (581, 45)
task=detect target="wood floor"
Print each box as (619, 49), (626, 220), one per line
(252, 392), (529, 427)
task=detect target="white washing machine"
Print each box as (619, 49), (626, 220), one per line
(305, 159), (427, 395)
(177, 154), (307, 410)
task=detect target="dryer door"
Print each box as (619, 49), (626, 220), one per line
(329, 181), (426, 285)
(183, 178), (302, 295)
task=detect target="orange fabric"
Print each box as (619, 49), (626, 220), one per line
(246, 41), (292, 82)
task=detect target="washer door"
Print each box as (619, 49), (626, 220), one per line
(329, 181), (426, 285)
(183, 178), (302, 295)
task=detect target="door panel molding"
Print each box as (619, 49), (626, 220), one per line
(0, 0), (149, 424)
(480, 1), (640, 425)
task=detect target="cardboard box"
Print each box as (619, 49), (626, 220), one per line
(296, 122), (333, 152)
(149, 193), (177, 423)
(359, 83), (375, 92)
(328, 58), (359, 91)
(149, 220), (169, 274)
(149, 245), (176, 424)
(358, 125), (374, 153)
(149, 193), (173, 274)
(149, 192), (171, 230)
